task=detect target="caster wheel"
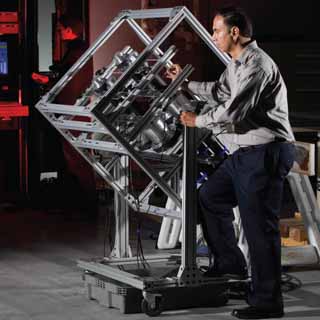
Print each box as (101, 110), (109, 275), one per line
(141, 296), (163, 317)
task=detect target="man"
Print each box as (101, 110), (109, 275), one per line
(50, 15), (90, 99)
(167, 6), (295, 319)
(54, 15), (97, 218)
(32, 15), (88, 91)
(33, 15), (96, 217)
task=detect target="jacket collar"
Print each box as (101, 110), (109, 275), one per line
(235, 40), (258, 65)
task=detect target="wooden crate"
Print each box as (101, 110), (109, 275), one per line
(289, 225), (308, 242)
(281, 237), (308, 247)
(280, 218), (304, 237)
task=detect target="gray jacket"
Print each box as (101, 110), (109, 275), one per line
(188, 41), (295, 150)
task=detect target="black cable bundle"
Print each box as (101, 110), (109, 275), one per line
(281, 272), (302, 292)
(135, 217), (150, 269)
(126, 158), (150, 270)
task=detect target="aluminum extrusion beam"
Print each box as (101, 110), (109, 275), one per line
(110, 45), (177, 113)
(89, 162), (180, 218)
(119, 7), (182, 20)
(37, 103), (91, 116)
(128, 65), (194, 141)
(91, 112), (182, 208)
(78, 260), (145, 290)
(111, 157), (132, 258)
(127, 18), (173, 69)
(102, 253), (181, 265)
(92, 9), (186, 115)
(182, 7), (231, 66)
(138, 159), (182, 203)
(45, 18), (125, 102)
(73, 139), (179, 163)
(54, 120), (109, 133)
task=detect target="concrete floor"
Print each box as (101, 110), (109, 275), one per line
(1, 204), (320, 320)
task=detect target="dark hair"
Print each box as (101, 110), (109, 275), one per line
(59, 15), (83, 37)
(215, 6), (253, 38)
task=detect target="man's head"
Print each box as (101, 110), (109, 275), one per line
(58, 15), (83, 41)
(211, 7), (252, 54)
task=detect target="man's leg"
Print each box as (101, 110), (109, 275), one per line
(232, 143), (294, 313)
(198, 158), (247, 274)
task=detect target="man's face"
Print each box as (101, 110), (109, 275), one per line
(211, 15), (233, 53)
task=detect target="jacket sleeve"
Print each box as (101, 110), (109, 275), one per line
(187, 68), (231, 105)
(195, 67), (268, 129)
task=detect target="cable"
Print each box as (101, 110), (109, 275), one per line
(281, 272), (302, 292)
(117, 116), (151, 270)
(215, 128), (227, 137)
(129, 165), (150, 270)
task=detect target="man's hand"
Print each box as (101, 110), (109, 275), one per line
(165, 64), (182, 81)
(180, 111), (197, 127)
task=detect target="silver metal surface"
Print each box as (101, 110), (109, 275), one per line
(78, 260), (145, 290)
(111, 156), (132, 258)
(119, 7), (181, 20)
(103, 253), (180, 264)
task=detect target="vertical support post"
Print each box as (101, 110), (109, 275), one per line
(110, 156), (132, 258)
(178, 127), (200, 281)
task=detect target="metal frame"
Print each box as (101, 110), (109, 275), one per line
(35, 7), (232, 309)
(36, 7), (229, 219)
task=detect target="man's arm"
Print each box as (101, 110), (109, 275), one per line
(195, 67), (268, 129)
(188, 68), (231, 104)
(166, 64), (231, 104)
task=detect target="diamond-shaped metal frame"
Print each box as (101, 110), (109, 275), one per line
(36, 6), (229, 220)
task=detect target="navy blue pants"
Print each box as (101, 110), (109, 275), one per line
(199, 141), (295, 309)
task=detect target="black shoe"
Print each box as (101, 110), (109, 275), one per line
(202, 264), (248, 280)
(231, 306), (284, 319)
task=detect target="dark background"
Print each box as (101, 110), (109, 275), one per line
(0, 0), (318, 204)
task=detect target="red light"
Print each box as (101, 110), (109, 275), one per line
(0, 103), (29, 118)
(0, 12), (18, 23)
(31, 72), (49, 84)
(60, 27), (78, 40)
(0, 23), (19, 34)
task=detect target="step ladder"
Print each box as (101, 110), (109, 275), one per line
(283, 172), (320, 265)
